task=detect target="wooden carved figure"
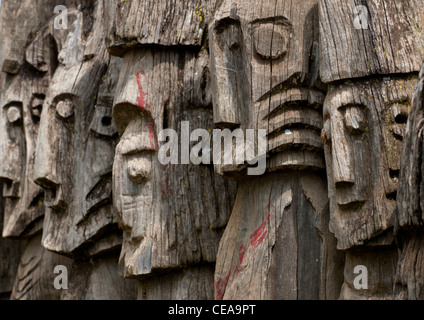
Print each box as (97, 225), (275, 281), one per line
(319, 0), (424, 299)
(210, 0), (344, 300)
(108, 0), (237, 299)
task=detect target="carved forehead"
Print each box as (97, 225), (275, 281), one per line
(214, 0), (318, 26)
(324, 79), (417, 116)
(112, 49), (169, 135)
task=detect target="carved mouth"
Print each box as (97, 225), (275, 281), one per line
(337, 200), (366, 211)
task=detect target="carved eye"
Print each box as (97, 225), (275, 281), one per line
(343, 105), (366, 135)
(252, 22), (290, 60)
(89, 105), (117, 138)
(56, 99), (75, 120)
(6, 104), (23, 124)
(216, 20), (242, 51)
(389, 103), (409, 140)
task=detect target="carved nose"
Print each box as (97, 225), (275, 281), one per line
(126, 157), (151, 184)
(33, 103), (61, 193)
(332, 129), (355, 187)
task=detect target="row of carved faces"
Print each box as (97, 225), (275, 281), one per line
(0, 6), (118, 257)
(0, 0), (417, 278)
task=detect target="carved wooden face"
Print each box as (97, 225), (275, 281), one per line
(209, 0), (324, 175)
(0, 8), (64, 238)
(32, 10), (120, 256)
(0, 74), (47, 238)
(322, 78), (417, 250)
(112, 48), (235, 278)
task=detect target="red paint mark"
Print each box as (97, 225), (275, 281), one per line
(250, 220), (266, 248)
(215, 205), (273, 300)
(239, 244), (245, 265)
(136, 72), (156, 149)
(147, 118), (157, 150)
(249, 208), (271, 249)
(216, 272), (231, 300)
(136, 72), (148, 110)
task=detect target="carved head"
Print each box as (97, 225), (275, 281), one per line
(112, 48), (235, 278)
(322, 78), (417, 249)
(33, 4), (120, 256)
(0, 74), (47, 237)
(0, 2), (72, 238)
(209, 0), (324, 176)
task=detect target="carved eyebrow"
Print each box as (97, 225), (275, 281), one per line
(337, 103), (367, 112)
(117, 134), (156, 155)
(113, 102), (155, 136)
(53, 93), (78, 105)
(214, 17), (241, 33)
(3, 101), (23, 109)
(250, 16), (292, 27)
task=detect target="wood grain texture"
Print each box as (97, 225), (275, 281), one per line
(112, 48), (237, 281)
(319, 0), (424, 83)
(214, 172), (343, 299)
(0, 194), (25, 299)
(395, 65), (424, 300)
(107, 0), (217, 56)
(109, 1), (237, 298)
(10, 234), (72, 300)
(209, 0), (324, 176)
(323, 77), (417, 250)
(32, 1), (123, 258)
(61, 253), (137, 300)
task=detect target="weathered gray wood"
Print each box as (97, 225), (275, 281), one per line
(210, 0), (343, 300)
(112, 47), (237, 291)
(10, 234), (72, 300)
(210, 0), (324, 176)
(394, 65), (424, 300)
(340, 246), (398, 300)
(108, 0), (237, 299)
(214, 173), (343, 299)
(319, 0), (424, 300)
(32, 1), (122, 257)
(0, 193), (25, 299)
(3, 0), (424, 301)
(319, 0), (424, 83)
(322, 77), (417, 250)
(106, 0), (217, 56)
(61, 253), (137, 300)
(138, 265), (215, 300)
(0, 0), (137, 301)
(397, 65), (424, 230)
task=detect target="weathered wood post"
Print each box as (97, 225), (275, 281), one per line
(107, 0), (237, 299)
(210, 0), (344, 300)
(319, 0), (424, 299)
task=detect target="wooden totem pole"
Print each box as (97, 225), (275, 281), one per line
(319, 0), (424, 299)
(30, 0), (137, 299)
(395, 63), (424, 300)
(210, 0), (344, 300)
(107, 0), (236, 299)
